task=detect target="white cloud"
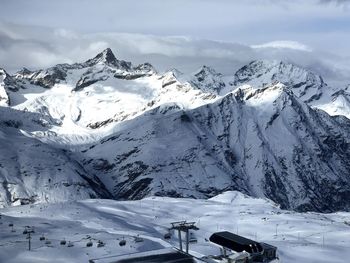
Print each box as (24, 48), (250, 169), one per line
(251, 41), (313, 52)
(1, 1), (349, 48)
(319, 0), (350, 5)
(0, 22), (349, 89)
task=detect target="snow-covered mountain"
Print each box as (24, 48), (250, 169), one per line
(229, 60), (350, 120)
(232, 60), (325, 103)
(78, 83), (350, 212)
(0, 48), (350, 212)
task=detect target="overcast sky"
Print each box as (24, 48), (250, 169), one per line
(1, 0), (349, 48)
(0, 0), (349, 86)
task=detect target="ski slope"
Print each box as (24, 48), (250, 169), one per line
(0, 192), (349, 263)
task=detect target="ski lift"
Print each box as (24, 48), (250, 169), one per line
(189, 236), (198, 243)
(9, 223), (15, 232)
(164, 233), (171, 239)
(67, 241), (74, 247)
(23, 226), (34, 235)
(45, 240), (51, 245)
(119, 239), (126, 246)
(60, 239), (67, 245)
(97, 240), (105, 248)
(86, 241), (93, 247)
(134, 235), (144, 243)
(189, 232), (197, 243)
(40, 235), (45, 241)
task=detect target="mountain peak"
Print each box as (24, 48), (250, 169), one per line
(233, 59), (325, 103)
(83, 47), (132, 71)
(89, 48), (117, 65)
(191, 65), (225, 94)
(0, 68), (8, 76)
(195, 65), (215, 73)
(100, 48), (117, 62)
(234, 60), (323, 85)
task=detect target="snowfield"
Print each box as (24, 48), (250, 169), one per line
(0, 191), (349, 263)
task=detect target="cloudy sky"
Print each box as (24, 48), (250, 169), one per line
(0, 0), (349, 86)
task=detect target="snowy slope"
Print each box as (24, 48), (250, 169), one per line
(0, 192), (349, 263)
(0, 114), (111, 207)
(316, 88), (350, 118)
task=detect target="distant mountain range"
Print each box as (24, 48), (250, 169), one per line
(0, 48), (350, 212)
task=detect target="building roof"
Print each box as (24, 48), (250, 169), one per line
(89, 248), (195, 263)
(115, 252), (195, 263)
(209, 231), (263, 254)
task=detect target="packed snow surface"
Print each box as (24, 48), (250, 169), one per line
(0, 192), (349, 263)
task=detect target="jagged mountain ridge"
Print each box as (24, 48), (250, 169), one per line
(1, 48), (217, 142)
(12, 48), (154, 91)
(0, 48), (350, 212)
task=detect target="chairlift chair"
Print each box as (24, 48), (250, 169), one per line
(67, 241), (74, 247)
(97, 240), (105, 247)
(164, 232), (171, 239)
(119, 239), (126, 246)
(86, 241), (93, 247)
(134, 235), (144, 243)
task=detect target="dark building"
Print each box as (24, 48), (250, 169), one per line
(209, 231), (277, 262)
(209, 231), (263, 254)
